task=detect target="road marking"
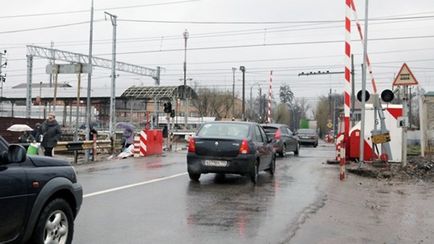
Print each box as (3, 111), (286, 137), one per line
(83, 172), (187, 198)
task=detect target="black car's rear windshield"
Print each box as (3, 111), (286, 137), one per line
(197, 123), (250, 139)
(262, 126), (278, 135)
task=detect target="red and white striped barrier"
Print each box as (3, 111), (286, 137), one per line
(340, 0), (353, 180)
(140, 130), (148, 156)
(350, 0), (378, 94)
(133, 136), (141, 158)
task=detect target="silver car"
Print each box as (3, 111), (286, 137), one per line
(296, 128), (319, 147)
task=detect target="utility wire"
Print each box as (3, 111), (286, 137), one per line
(97, 34), (434, 55)
(0, 20), (104, 35)
(0, 15), (431, 46)
(118, 15), (434, 25)
(0, 0), (200, 19)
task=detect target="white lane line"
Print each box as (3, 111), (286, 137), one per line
(83, 172), (187, 198)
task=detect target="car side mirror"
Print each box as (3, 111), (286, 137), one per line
(7, 144), (27, 164)
(267, 137), (273, 143)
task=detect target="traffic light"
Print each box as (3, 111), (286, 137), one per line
(170, 109), (175, 118)
(163, 102), (172, 113)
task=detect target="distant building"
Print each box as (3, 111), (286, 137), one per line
(0, 83), (199, 130)
(424, 91), (434, 130)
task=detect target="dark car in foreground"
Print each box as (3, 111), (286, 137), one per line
(187, 121), (275, 184)
(297, 128), (319, 147)
(0, 136), (82, 244)
(261, 123), (299, 157)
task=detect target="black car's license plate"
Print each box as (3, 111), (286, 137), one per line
(203, 160), (228, 167)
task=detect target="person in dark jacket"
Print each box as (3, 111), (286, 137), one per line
(32, 123), (42, 142)
(41, 113), (62, 156)
(18, 131), (35, 143)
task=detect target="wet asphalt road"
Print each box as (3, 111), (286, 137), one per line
(73, 143), (335, 244)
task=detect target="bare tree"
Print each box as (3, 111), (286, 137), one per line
(274, 103), (290, 125)
(191, 87), (211, 117)
(314, 96), (330, 138)
(192, 88), (233, 119)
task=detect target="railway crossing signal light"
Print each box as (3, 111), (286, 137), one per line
(381, 89), (394, 103)
(357, 90), (370, 102)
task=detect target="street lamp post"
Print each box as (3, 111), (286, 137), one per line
(240, 66), (246, 121)
(183, 29), (189, 129)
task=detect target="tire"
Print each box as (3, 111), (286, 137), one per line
(31, 198), (74, 244)
(313, 142), (318, 148)
(188, 171), (201, 181)
(279, 144), (286, 157)
(269, 156), (276, 176)
(294, 143), (299, 156)
(250, 161), (259, 184)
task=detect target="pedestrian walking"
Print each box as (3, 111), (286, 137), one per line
(41, 113), (62, 157)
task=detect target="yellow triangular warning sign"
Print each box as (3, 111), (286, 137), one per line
(392, 63), (418, 86)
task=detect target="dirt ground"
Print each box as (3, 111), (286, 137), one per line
(289, 159), (434, 244)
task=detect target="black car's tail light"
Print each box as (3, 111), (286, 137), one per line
(275, 129), (281, 140)
(188, 137), (196, 153)
(239, 139), (250, 154)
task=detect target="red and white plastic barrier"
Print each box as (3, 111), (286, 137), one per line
(133, 136), (141, 158)
(140, 130), (148, 156)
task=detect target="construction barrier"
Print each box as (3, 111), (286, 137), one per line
(138, 129), (163, 156)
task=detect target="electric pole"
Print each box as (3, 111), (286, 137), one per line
(105, 11), (118, 138)
(0, 50), (7, 114)
(240, 66), (246, 121)
(232, 67), (236, 118)
(360, 0), (369, 165)
(182, 29), (190, 129)
(85, 0), (94, 159)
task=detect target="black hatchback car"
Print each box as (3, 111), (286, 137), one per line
(187, 121), (275, 184)
(261, 124), (299, 157)
(0, 136), (82, 244)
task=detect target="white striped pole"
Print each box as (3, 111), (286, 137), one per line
(350, 0), (378, 94)
(267, 71), (273, 123)
(341, 0), (352, 180)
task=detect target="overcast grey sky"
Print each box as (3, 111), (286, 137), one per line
(1, 0), (434, 103)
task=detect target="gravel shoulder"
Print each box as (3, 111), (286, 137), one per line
(289, 162), (434, 244)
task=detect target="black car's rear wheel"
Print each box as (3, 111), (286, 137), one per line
(279, 144), (286, 157)
(294, 143), (299, 156)
(188, 171), (201, 181)
(269, 156), (276, 176)
(250, 161), (259, 184)
(31, 198), (74, 244)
